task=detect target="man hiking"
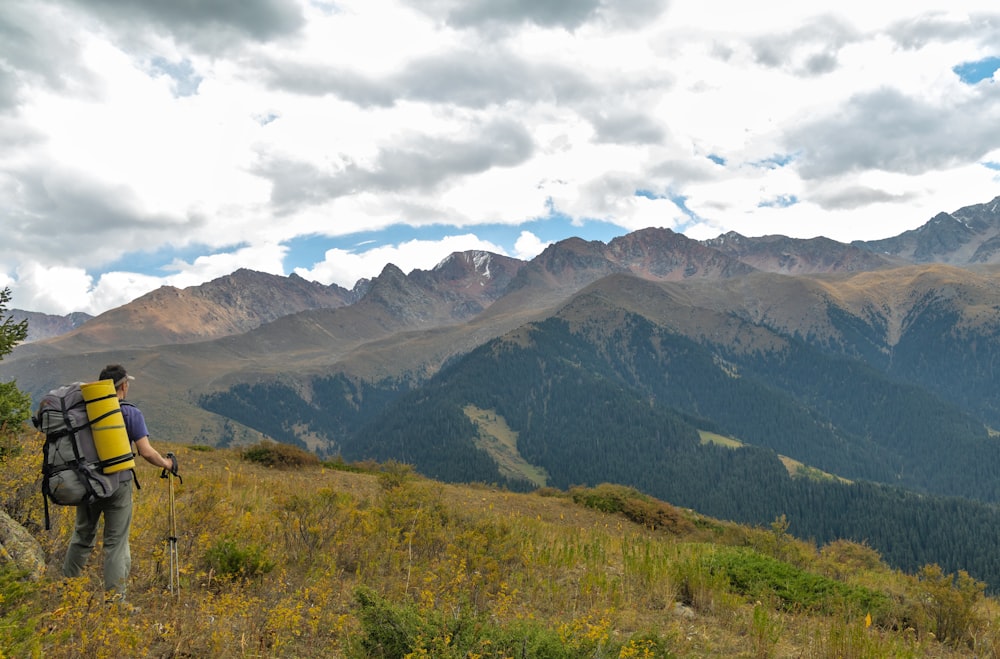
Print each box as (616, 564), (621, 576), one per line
(62, 364), (179, 602)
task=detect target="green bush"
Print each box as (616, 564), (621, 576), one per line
(376, 460), (415, 491)
(205, 538), (275, 580)
(911, 564), (984, 647)
(349, 586), (677, 659)
(240, 440), (320, 468)
(351, 586), (428, 658)
(670, 549), (732, 614)
(702, 547), (890, 618)
(0, 564), (41, 655)
(0, 425), (23, 464)
(570, 483), (694, 534)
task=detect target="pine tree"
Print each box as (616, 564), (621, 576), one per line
(0, 287), (30, 430)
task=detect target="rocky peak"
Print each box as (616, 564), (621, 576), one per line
(857, 196), (1000, 264)
(10, 310), (93, 343)
(704, 233), (894, 274)
(607, 227), (756, 279)
(367, 252), (526, 322)
(30, 269), (356, 349)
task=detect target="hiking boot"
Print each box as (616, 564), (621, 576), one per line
(105, 593), (140, 615)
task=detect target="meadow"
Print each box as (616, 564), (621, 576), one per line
(1, 431), (998, 658)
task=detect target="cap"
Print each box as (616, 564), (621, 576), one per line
(99, 364), (135, 388)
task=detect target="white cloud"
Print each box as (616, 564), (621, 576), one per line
(513, 231), (550, 260)
(162, 243), (288, 283)
(12, 263), (95, 316)
(2, 0), (999, 314)
(87, 271), (171, 316)
(10, 244), (289, 316)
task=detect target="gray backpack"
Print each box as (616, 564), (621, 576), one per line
(33, 383), (121, 528)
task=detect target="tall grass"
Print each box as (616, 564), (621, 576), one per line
(2, 430), (999, 657)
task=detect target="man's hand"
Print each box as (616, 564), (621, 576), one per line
(160, 452), (181, 482)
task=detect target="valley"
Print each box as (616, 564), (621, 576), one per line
(8, 195), (1000, 592)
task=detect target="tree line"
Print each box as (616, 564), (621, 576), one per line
(201, 311), (1000, 591)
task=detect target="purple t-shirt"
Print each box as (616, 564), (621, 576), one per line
(121, 402), (149, 441)
(118, 402), (148, 483)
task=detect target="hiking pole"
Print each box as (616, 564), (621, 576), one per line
(168, 469), (178, 596)
(161, 452), (181, 598)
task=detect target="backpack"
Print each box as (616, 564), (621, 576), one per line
(32, 383), (136, 529)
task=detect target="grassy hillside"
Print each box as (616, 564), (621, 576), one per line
(2, 429), (999, 657)
(321, 314), (1000, 590)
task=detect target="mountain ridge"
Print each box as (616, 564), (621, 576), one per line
(7, 195), (1000, 588)
(8, 195), (1000, 428)
(14, 195), (1000, 339)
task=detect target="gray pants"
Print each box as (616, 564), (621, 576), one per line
(62, 479), (133, 596)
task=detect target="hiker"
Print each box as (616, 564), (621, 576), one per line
(62, 364), (179, 600)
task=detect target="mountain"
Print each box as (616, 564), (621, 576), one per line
(25, 268), (361, 352)
(856, 196), (1000, 264)
(8, 195), (1000, 589)
(9, 198), (1000, 453)
(704, 232), (898, 273)
(8, 310), (92, 343)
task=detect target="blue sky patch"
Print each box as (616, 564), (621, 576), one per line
(253, 112), (280, 126)
(984, 161), (1000, 171)
(282, 213), (629, 272)
(753, 153), (794, 169)
(104, 242), (235, 276)
(758, 194), (799, 208)
(953, 57), (1000, 84)
(668, 194), (702, 225)
(635, 189), (665, 200)
(707, 154), (726, 166)
(149, 57), (203, 97)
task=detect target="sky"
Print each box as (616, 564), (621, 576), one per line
(2, 1), (999, 315)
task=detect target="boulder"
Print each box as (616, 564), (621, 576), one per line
(0, 510), (45, 580)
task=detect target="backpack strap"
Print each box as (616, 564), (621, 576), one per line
(42, 490), (50, 531)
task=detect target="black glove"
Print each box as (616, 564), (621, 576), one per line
(160, 452), (182, 483)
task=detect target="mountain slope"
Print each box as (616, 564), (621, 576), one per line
(328, 305), (1000, 588)
(8, 199), (1000, 584)
(19, 269), (358, 353)
(8, 310), (92, 343)
(704, 232), (898, 274)
(340, 283), (998, 497)
(856, 195), (1000, 264)
(4, 430), (996, 657)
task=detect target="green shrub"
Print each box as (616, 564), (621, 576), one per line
(240, 440), (319, 468)
(670, 549), (732, 614)
(570, 483), (694, 534)
(0, 564), (41, 655)
(349, 586), (677, 659)
(702, 547), (890, 618)
(322, 455), (374, 473)
(376, 460), (415, 490)
(0, 425), (23, 463)
(570, 483), (632, 514)
(205, 538), (275, 579)
(911, 564), (984, 647)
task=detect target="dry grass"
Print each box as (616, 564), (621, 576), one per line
(2, 429), (999, 658)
